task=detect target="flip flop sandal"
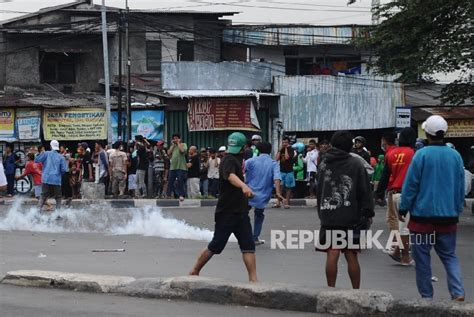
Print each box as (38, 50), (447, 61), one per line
(272, 203), (281, 208)
(388, 252), (401, 263)
(284, 205), (290, 209)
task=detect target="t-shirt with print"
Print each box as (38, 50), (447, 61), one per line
(279, 147), (295, 173)
(188, 155), (200, 178)
(215, 154), (248, 214)
(170, 143), (188, 171)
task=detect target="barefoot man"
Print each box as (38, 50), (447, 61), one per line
(189, 132), (257, 282)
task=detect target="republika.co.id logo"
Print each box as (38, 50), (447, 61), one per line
(270, 230), (435, 250)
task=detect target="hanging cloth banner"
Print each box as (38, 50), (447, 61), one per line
(17, 109), (42, 141)
(0, 108), (16, 142)
(43, 108), (107, 141)
(187, 99), (260, 132)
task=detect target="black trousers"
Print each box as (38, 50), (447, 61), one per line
(6, 174), (15, 195)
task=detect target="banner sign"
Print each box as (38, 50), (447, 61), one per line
(111, 110), (164, 141)
(395, 107), (411, 128)
(187, 99), (260, 132)
(0, 108), (15, 141)
(43, 108), (107, 141)
(446, 119), (474, 138)
(418, 119), (474, 138)
(17, 109), (41, 141)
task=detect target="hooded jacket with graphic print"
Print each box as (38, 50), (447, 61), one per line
(317, 147), (374, 228)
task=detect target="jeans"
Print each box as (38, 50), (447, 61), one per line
(200, 179), (209, 197)
(411, 231), (465, 299)
(208, 178), (219, 197)
(167, 169), (187, 198)
(252, 208), (265, 241)
(136, 169), (147, 197)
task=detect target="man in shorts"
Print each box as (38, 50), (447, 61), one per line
(189, 132), (257, 282)
(317, 131), (374, 289)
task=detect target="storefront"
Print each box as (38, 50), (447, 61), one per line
(163, 91), (277, 150)
(412, 107), (474, 164)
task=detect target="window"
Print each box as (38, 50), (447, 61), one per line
(39, 52), (76, 84)
(285, 58), (313, 75)
(146, 41), (162, 71)
(177, 40), (194, 61)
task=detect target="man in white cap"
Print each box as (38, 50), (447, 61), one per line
(35, 140), (68, 211)
(251, 135), (262, 158)
(399, 115), (465, 301)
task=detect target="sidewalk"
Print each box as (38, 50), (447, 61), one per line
(0, 197), (318, 208)
(2, 270), (473, 316)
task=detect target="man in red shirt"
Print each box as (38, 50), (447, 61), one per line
(376, 128), (416, 264)
(16, 153), (44, 200)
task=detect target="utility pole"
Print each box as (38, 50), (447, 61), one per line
(117, 9), (123, 140)
(371, 0), (380, 25)
(125, 0), (132, 141)
(101, 0), (113, 145)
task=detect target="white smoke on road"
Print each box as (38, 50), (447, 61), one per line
(0, 198), (217, 242)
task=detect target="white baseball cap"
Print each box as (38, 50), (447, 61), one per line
(422, 115), (448, 136)
(50, 140), (60, 151)
(218, 146), (226, 152)
(251, 135), (262, 141)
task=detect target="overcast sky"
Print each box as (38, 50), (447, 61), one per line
(0, 0), (375, 25)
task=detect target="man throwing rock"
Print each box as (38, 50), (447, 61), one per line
(189, 132), (257, 282)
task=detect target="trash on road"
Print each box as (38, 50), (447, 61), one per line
(38, 253), (47, 258)
(431, 276), (439, 282)
(91, 249), (125, 252)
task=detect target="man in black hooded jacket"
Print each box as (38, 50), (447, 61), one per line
(317, 131), (374, 289)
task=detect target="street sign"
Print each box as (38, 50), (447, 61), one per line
(396, 107), (411, 128)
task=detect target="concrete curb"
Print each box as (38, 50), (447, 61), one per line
(0, 198), (318, 208)
(2, 270), (472, 315)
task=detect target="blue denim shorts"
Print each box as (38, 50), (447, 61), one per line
(281, 172), (296, 188)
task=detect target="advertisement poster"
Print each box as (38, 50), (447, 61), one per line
(187, 99), (260, 132)
(111, 110), (164, 141)
(0, 108), (15, 141)
(43, 108), (107, 141)
(17, 109), (41, 141)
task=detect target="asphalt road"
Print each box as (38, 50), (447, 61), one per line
(0, 284), (321, 317)
(0, 203), (473, 304)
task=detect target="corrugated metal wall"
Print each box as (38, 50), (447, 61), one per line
(223, 26), (361, 46)
(274, 76), (404, 132)
(166, 109), (269, 149)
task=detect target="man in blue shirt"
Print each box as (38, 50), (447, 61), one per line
(245, 142), (284, 245)
(399, 115), (465, 301)
(35, 140), (68, 211)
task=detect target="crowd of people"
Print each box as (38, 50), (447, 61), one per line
(0, 115), (471, 301)
(189, 115), (468, 302)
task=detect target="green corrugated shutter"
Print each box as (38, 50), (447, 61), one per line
(166, 109), (269, 149)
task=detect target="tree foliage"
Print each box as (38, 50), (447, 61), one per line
(354, 0), (472, 105)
